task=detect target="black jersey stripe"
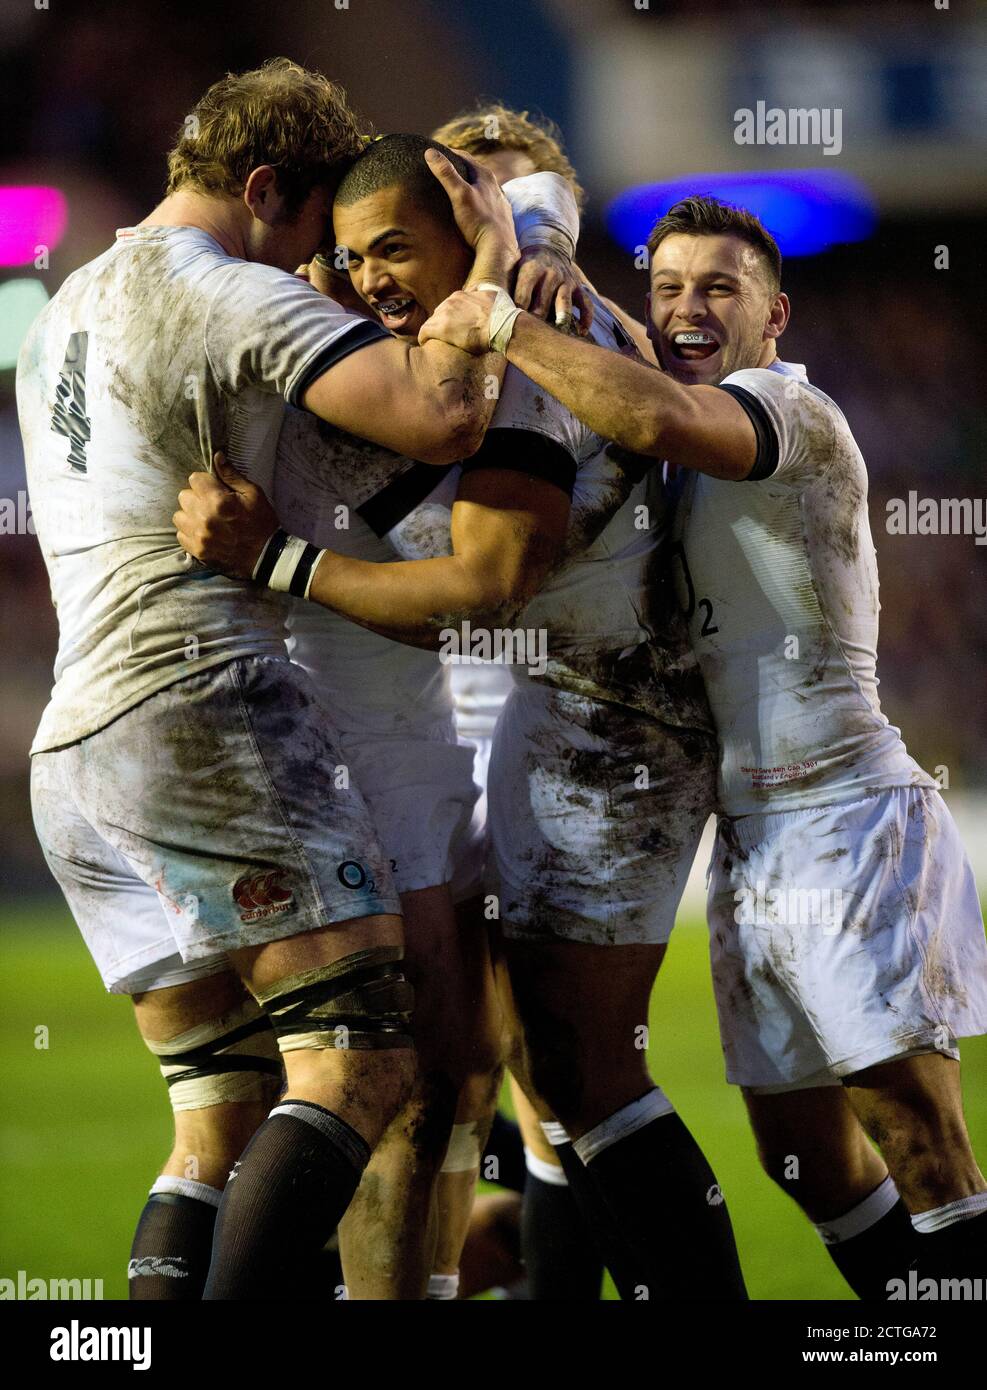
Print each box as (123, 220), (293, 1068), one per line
(716, 384), (780, 480)
(357, 462), (457, 537)
(287, 320), (390, 408)
(459, 428), (577, 497)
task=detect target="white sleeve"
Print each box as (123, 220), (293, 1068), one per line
(204, 261), (388, 405)
(489, 365), (582, 453)
(719, 368), (840, 490)
(503, 171), (578, 261)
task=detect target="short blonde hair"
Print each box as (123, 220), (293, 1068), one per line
(431, 103), (586, 211)
(166, 58), (365, 216)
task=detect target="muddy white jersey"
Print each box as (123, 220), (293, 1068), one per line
(674, 359), (934, 815)
(17, 224), (386, 752)
(277, 299), (709, 732)
(274, 408), (453, 733)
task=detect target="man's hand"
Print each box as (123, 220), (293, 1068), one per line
(418, 288), (499, 356)
(174, 453), (279, 579)
(296, 253), (372, 317)
(514, 246), (593, 335)
(425, 148), (518, 270)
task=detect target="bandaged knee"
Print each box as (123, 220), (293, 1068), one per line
(146, 997), (282, 1112)
(256, 946), (414, 1052)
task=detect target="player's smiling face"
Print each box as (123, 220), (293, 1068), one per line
(333, 186), (473, 339)
(646, 233), (783, 385)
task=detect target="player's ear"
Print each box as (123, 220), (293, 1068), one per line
(764, 291), (790, 341)
(243, 165), (283, 225)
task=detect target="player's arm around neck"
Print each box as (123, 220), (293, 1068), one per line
(422, 296), (759, 480)
(501, 311), (758, 480)
(301, 334), (507, 466)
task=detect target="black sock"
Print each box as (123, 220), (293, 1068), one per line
(128, 1182), (220, 1300)
(814, 1179), (917, 1301)
(552, 1139), (644, 1297)
(202, 1099), (369, 1300)
(483, 1111), (527, 1194)
(576, 1095), (748, 1301)
(520, 1166), (604, 1300)
(912, 1205), (987, 1284)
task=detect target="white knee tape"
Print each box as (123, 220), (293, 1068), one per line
(147, 998), (282, 1112)
(441, 1121), (482, 1173)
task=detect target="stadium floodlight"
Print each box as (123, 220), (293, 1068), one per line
(0, 186), (68, 266)
(606, 170), (877, 259)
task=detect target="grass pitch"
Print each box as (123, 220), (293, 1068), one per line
(2, 899), (985, 1301)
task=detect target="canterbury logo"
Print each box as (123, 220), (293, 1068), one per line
(128, 1256), (187, 1280)
(233, 870), (295, 922)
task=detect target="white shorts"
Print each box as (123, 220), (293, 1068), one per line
(334, 719), (479, 896)
(448, 663), (514, 904)
(487, 676), (717, 945)
(708, 787), (987, 1089)
(290, 612), (480, 898)
(31, 656), (400, 993)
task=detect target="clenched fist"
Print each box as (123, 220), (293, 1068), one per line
(174, 453), (279, 579)
(418, 288), (499, 355)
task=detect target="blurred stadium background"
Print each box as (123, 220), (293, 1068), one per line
(1, 0), (984, 1300)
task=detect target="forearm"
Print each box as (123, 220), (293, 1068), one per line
(414, 235), (514, 451)
(307, 549), (519, 649)
(502, 311), (670, 454)
(409, 338), (506, 457)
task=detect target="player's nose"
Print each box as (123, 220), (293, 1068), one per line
(362, 262), (396, 297)
(674, 292), (708, 322)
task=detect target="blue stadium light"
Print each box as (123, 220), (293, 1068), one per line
(606, 171), (877, 258)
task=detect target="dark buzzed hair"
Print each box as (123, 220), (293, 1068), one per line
(334, 134), (475, 231)
(647, 195), (782, 291)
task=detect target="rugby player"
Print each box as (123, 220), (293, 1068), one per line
(17, 59), (523, 1301)
(434, 104), (625, 1301)
(419, 192), (987, 1296)
(175, 145), (750, 1304)
(268, 136), (583, 1299)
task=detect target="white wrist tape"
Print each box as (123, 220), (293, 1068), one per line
(252, 529), (326, 599)
(487, 287), (521, 355)
(504, 171), (579, 262)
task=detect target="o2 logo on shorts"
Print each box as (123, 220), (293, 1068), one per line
(337, 860), (375, 893)
(234, 869), (295, 923)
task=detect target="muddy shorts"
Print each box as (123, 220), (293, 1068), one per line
(31, 656), (399, 993)
(707, 787), (987, 1090)
(448, 663), (514, 904)
(331, 719), (479, 897)
(486, 674), (716, 945)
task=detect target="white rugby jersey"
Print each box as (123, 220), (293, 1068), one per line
(17, 225), (386, 753)
(674, 359), (935, 815)
(278, 297), (710, 733)
(275, 408), (453, 737)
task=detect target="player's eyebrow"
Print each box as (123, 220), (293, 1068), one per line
(652, 267), (741, 284)
(366, 227), (409, 252)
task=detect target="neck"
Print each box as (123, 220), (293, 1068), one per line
(757, 340), (780, 369)
(140, 190), (246, 259)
